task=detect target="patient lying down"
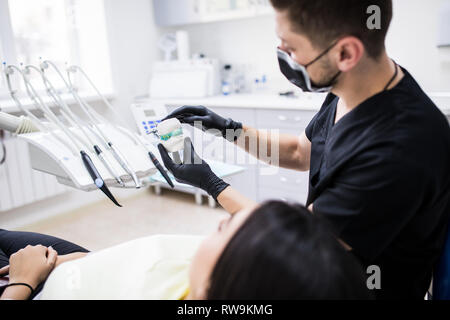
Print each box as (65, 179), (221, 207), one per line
(0, 201), (372, 300)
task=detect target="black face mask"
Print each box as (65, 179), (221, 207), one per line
(277, 41), (341, 93)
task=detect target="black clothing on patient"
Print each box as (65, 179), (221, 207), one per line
(0, 229), (89, 299)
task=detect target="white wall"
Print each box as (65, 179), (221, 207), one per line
(159, 13), (291, 92)
(103, 0), (160, 128)
(387, 0), (450, 93)
(159, 0), (450, 93)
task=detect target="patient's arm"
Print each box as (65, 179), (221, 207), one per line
(217, 186), (257, 215)
(56, 252), (89, 268)
(1, 245), (57, 300)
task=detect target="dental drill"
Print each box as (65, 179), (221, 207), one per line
(65, 64), (174, 188)
(18, 64), (122, 207)
(36, 64), (125, 187)
(40, 60), (142, 189)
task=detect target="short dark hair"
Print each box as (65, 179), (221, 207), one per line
(207, 201), (373, 299)
(270, 0), (393, 59)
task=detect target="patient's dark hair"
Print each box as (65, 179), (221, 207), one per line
(207, 201), (372, 300)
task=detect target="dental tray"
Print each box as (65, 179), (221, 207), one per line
(18, 124), (157, 191)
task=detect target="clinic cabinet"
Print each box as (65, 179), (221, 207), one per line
(164, 104), (316, 205)
(153, 0), (273, 27)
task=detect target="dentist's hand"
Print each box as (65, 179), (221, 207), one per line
(162, 105), (243, 142)
(158, 137), (230, 200)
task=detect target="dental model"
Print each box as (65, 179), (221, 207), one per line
(157, 118), (184, 153)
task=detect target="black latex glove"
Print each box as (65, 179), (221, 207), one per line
(162, 105), (243, 142)
(157, 137), (230, 200)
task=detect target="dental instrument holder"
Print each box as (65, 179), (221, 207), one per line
(3, 63), (157, 194)
(18, 66), (122, 207)
(39, 61), (142, 189)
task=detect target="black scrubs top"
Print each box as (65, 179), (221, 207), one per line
(305, 67), (450, 299)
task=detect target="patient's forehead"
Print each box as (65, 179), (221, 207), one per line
(229, 206), (256, 230)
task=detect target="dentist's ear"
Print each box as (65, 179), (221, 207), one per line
(334, 36), (365, 72)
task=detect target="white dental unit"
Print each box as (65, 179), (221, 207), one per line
(0, 62), (172, 207)
(21, 124), (156, 191)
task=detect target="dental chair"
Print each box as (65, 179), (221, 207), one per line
(433, 221), (450, 300)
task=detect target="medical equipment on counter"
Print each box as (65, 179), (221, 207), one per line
(129, 101), (167, 137)
(64, 64), (174, 188)
(1, 63), (157, 205)
(158, 33), (177, 62)
(149, 58), (221, 98)
(176, 30), (190, 61)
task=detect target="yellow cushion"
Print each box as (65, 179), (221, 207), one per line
(41, 234), (204, 300)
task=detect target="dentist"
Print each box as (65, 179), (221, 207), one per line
(158, 0), (450, 299)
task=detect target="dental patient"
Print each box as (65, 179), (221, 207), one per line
(0, 201), (372, 300)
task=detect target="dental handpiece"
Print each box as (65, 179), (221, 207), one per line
(80, 151), (122, 207)
(108, 142), (141, 188)
(73, 91), (142, 188)
(60, 109), (124, 187)
(78, 96), (142, 187)
(41, 60), (141, 189)
(19, 65), (122, 207)
(66, 65), (175, 186)
(148, 150), (174, 188)
(39, 69), (125, 187)
(134, 131), (174, 188)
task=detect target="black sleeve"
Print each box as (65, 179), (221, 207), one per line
(313, 151), (426, 261)
(305, 93), (336, 141)
(305, 112), (318, 142)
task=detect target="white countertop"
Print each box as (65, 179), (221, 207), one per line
(145, 92), (450, 115)
(144, 93), (328, 111)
